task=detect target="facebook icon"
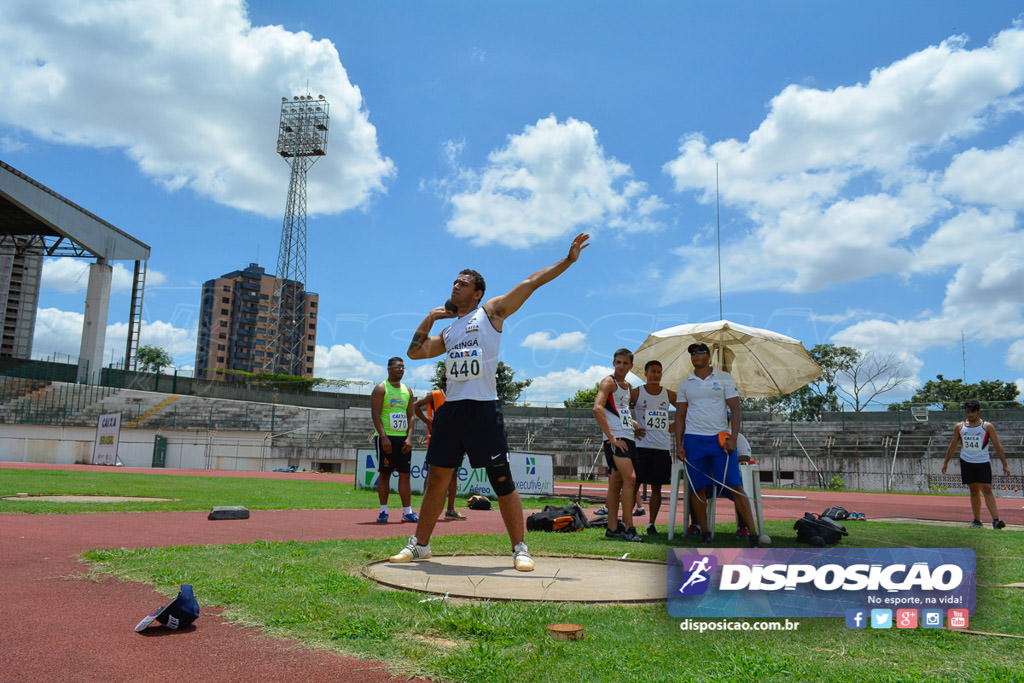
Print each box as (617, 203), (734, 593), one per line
(845, 609), (867, 629)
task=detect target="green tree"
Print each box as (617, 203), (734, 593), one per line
(564, 382), (601, 408)
(839, 351), (909, 411)
(220, 368), (316, 391)
(136, 345), (173, 373)
(496, 361), (532, 405)
(740, 345), (911, 420)
(889, 374), (1021, 411)
(739, 395), (790, 417)
(768, 344), (859, 421)
(804, 344), (860, 414)
(430, 360), (446, 390)
(430, 360), (533, 405)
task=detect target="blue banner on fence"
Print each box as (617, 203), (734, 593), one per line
(667, 548), (975, 618)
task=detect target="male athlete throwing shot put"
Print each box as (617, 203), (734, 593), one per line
(390, 233), (591, 571)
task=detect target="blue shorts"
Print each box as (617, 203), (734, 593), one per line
(684, 433), (742, 496)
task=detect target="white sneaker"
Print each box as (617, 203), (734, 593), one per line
(513, 542), (535, 572)
(389, 536), (431, 563)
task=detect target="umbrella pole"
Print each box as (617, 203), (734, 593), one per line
(793, 433), (825, 488)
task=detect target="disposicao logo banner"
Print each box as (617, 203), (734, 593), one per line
(667, 548), (975, 618)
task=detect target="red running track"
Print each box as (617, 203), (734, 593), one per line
(1, 463), (1021, 682)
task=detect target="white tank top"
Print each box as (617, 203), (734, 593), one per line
(634, 385), (671, 450)
(441, 307), (500, 401)
(959, 422), (991, 464)
(603, 376), (634, 440)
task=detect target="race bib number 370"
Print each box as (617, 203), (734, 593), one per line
(390, 413), (408, 432)
(446, 348), (484, 382)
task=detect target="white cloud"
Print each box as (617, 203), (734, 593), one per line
(520, 365), (612, 404)
(441, 116), (665, 248)
(136, 320), (196, 357)
(521, 331), (586, 352)
(0, 0), (394, 217)
(661, 24), (1024, 391)
(1008, 340), (1024, 370)
(41, 257), (167, 294)
(31, 307), (194, 367)
(31, 308), (86, 360)
(314, 343), (384, 381)
(662, 26), (1024, 299)
(943, 135), (1024, 209)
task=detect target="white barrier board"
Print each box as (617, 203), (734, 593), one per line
(356, 449), (553, 497)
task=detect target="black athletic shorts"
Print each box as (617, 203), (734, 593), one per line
(426, 400), (510, 470)
(376, 435), (411, 474)
(603, 439), (637, 474)
(635, 447), (671, 486)
(960, 459), (992, 486)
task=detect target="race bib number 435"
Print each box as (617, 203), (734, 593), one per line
(645, 409), (669, 431)
(446, 348), (484, 382)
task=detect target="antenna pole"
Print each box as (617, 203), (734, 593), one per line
(716, 163), (723, 321)
(961, 330), (966, 381)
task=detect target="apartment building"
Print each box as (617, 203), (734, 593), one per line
(0, 246), (42, 359)
(194, 263), (318, 381)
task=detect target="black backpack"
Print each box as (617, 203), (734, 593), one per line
(467, 494), (491, 510)
(526, 503), (588, 532)
(794, 512), (848, 545)
(821, 506), (850, 521)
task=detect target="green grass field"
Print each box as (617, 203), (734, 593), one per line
(5, 469), (1023, 682)
(0, 469), (570, 514)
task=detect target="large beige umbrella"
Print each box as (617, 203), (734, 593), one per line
(633, 319), (821, 397)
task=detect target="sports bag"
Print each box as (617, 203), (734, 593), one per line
(821, 506), (850, 521)
(794, 512), (848, 545)
(526, 503), (588, 532)
(467, 494), (492, 510)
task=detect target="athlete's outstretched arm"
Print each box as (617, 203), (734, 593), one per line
(485, 233), (589, 324)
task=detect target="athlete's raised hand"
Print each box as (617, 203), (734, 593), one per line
(567, 233), (590, 263)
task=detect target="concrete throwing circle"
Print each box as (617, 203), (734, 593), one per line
(1, 495), (174, 502)
(362, 555), (666, 602)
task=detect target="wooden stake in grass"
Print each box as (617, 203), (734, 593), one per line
(547, 623), (584, 641)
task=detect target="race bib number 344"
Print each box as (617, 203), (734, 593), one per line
(446, 348), (484, 382)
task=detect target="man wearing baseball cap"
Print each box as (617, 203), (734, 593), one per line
(674, 342), (758, 545)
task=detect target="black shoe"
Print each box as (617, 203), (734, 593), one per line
(605, 525), (625, 539)
(633, 506), (645, 517)
(623, 527), (645, 543)
(700, 532), (713, 543)
(646, 523), (658, 536)
(749, 533), (761, 548)
(994, 519), (1006, 530)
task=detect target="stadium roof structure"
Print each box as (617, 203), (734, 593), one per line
(0, 159), (149, 261)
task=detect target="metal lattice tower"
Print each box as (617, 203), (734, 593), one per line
(265, 94), (329, 375)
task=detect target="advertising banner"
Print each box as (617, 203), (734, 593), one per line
(667, 547), (975, 619)
(356, 449), (553, 497)
(92, 412), (122, 466)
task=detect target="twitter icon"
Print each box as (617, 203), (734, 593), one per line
(871, 609), (893, 629)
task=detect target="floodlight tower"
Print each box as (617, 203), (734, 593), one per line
(265, 93), (329, 376)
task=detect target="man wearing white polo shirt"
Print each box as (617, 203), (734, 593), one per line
(674, 342), (758, 545)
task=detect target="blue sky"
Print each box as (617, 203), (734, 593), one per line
(2, 1), (1023, 406)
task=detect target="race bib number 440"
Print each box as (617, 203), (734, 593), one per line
(446, 348), (484, 382)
